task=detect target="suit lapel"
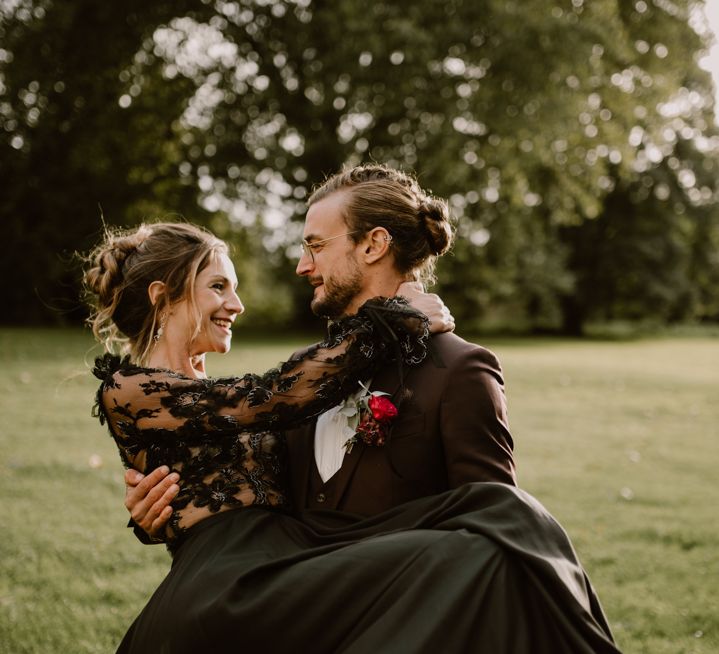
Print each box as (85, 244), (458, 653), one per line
(327, 364), (406, 504)
(371, 340), (444, 409)
(289, 362), (408, 510)
(369, 362), (404, 402)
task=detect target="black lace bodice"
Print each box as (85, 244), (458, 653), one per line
(92, 298), (428, 543)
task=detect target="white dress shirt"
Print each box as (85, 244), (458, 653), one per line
(314, 384), (368, 482)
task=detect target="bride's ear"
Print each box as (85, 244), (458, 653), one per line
(148, 281), (166, 307)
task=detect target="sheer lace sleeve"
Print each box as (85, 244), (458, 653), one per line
(92, 297), (428, 471)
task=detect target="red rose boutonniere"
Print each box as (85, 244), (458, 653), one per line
(343, 383), (399, 453)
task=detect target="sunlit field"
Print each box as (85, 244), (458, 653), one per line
(1, 328), (717, 654)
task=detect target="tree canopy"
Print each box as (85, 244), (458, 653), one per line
(1, 0), (717, 332)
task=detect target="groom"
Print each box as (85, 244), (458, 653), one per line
(124, 164), (516, 535)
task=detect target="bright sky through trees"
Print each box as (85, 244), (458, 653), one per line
(697, 1), (719, 120)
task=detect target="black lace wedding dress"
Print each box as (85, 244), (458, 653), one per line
(93, 299), (621, 654)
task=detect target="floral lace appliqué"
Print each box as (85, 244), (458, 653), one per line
(92, 297), (429, 543)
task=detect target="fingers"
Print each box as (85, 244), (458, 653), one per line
(430, 311), (455, 333)
(429, 300), (455, 334)
(136, 465), (171, 495)
(124, 468), (144, 487)
(124, 465), (168, 507)
(395, 282), (454, 333)
(421, 294), (451, 334)
(149, 505), (174, 537)
(441, 303), (455, 331)
(124, 465), (179, 537)
(142, 480), (179, 538)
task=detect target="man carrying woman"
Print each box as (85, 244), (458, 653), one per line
(88, 165), (621, 652)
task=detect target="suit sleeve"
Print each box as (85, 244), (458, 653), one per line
(439, 346), (517, 487)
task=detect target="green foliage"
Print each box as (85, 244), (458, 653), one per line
(0, 0), (208, 323)
(1, 328), (718, 653)
(1, 0), (717, 331)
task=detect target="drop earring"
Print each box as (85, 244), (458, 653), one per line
(154, 313), (166, 343)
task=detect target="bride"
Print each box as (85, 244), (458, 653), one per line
(86, 220), (621, 653)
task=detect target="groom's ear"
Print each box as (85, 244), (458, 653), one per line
(147, 281), (166, 306)
(361, 227), (393, 264)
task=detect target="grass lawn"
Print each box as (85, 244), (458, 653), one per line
(1, 328), (717, 653)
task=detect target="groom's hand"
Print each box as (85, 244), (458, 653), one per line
(124, 466), (179, 538)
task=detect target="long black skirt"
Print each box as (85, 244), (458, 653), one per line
(117, 483), (621, 653)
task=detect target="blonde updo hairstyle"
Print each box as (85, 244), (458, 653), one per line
(308, 164), (454, 284)
(83, 222), (228, 364)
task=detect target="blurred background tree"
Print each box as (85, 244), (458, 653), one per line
(1, 0), (717, 333)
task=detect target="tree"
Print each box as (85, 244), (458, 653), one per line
(0, 0), (209, 323)
(2, 0), (717, 332)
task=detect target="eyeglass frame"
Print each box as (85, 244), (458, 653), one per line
(300, 230), (361, 263)
(300, 229), (393, 263)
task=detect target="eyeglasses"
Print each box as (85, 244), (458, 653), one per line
(300, 230), (361, 263)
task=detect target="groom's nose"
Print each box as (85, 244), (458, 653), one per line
(296, 251), (313, 276)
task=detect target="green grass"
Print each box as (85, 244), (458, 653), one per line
(1, 328), (717, 653)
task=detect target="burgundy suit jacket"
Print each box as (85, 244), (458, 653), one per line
(285, 332), (516, 518)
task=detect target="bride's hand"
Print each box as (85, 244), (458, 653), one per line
(397, 281), (455, 334)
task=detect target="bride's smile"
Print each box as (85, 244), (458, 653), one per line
(149, 252), (244, 375)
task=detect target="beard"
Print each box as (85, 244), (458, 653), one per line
(310, 262), (363, 319)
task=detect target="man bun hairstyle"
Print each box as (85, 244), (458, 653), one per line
(308, 164), (454, 284)
(83, 221), (227, 364)
(417, 198), (452, 257)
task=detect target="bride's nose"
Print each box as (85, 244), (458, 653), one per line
(227, 290), (244, 315)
